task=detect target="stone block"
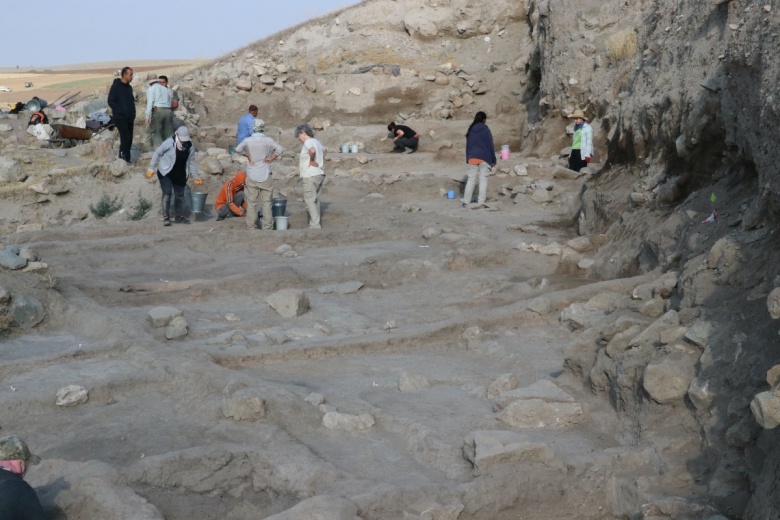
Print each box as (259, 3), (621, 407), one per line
(267, 289), (310, 318)
(147, 306), (183, 328)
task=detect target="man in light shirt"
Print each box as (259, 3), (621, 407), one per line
(236, 118), (283, 230)
(295, 124), (326, 229)
(145, 77), (173, 147)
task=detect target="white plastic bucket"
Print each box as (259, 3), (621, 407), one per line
(340, 144), (349, 153)
(275, 216), (289, 230)
(350, 144), (359, 153)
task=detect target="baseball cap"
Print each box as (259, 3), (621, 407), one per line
(0, 435), (41, 464)
(175, 126), (191, 142)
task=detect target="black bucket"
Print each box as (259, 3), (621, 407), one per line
(272, 198), (287, 218)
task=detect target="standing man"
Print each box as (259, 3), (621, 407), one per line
(387, 121), (419, 153)
(295, 124), (326, 229)
(0, 434), (48, 519)
(236, 105), (258, 147)
(567, 109), (593, 172)
(145, 76), (173, 147)
(235, 119), (282, 230)
(107, 66), (136, 163)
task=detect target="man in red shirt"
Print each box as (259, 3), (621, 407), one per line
(214, 171), (247, 221)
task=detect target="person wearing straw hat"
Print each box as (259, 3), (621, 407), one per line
(147, 126), (202, 226)
(0, 434), (48, 519)
(145, 76), (174, 148)
(567, 109), (593, 172)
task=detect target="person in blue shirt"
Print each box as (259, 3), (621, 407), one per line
(236, 105), (258, 146)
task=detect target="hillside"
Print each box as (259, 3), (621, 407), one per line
(1, 0), (779, 519)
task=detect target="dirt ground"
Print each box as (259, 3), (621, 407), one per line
(3, 0), (780, 518)
(1, 145), (666, 519)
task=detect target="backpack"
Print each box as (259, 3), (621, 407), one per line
(28, 111), (48, 126)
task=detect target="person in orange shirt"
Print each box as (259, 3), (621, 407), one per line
(214, 171), (247, 220)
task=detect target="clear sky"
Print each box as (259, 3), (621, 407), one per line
(0, 0), (357, 67)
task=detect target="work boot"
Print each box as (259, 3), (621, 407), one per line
(163, 215), (171, 226)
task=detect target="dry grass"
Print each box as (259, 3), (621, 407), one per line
(607, 28), (638, 61)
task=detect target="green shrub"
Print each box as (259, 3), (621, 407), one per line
(89, 194), (122, 219)
(128, 193), (152, 221)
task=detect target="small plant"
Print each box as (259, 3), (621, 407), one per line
(347, 59), (357, 65)
(488, 63), (498, 73)
(89, 194), (122, 219)
(128, 192), (153, 221)
(607, 28), (638, 61)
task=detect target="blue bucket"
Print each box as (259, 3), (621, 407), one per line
(447, 190), (456, 199)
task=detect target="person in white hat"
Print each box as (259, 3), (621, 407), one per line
(567, 109), (593, 172)
(146, 125), (202, 225)
(145, 75), (174, 147)
(0, 434), (48, 519)
(235, 118), (283, 230)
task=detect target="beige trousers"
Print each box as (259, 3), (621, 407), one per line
(244, 178), (273, 230)
(302, 174), (324, 229)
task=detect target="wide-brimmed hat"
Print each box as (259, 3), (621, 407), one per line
(175, 126), (191, 142)
(0, 435), (41, 464)
(569, 109), (588, 120)
(253, 118), (265, 132)
(149, 78), (160, 85)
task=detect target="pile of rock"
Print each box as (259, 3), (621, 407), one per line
(147, 306), (189, 340)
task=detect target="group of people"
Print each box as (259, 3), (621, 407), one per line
(461, 109), (592, 207)
(109, 67), (594, 228)
(211, 106), (326, 230)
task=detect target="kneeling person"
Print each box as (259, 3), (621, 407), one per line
(215, 171), (247, 220)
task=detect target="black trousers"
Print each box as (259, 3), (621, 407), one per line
(114, 119), (134, 163)
(568, 149), (587, 172)
(158, 172), (186, 218)
(393, 136), (419, 151)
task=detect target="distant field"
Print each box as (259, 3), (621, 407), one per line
(0, 60), (206, 108)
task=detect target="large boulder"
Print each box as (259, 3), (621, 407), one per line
(0, 249), (28, 270)
(12, 294), (45, 328)
(55, 385), (89, 407)
(147, 306), (183, 328)
(322, 412), (374, 431)
(751, 391), (780, 429)
(165, 316), (188, 340)
(221, 391), (267, 421)
(643, 355), (696, 404)
(0, 157), (26, 183)
(463, 430), (565, 472)
(267, 289), (310, 318)
(499, 399), (584, 429)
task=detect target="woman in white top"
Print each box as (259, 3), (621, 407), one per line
(294, 124), (326, 229)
